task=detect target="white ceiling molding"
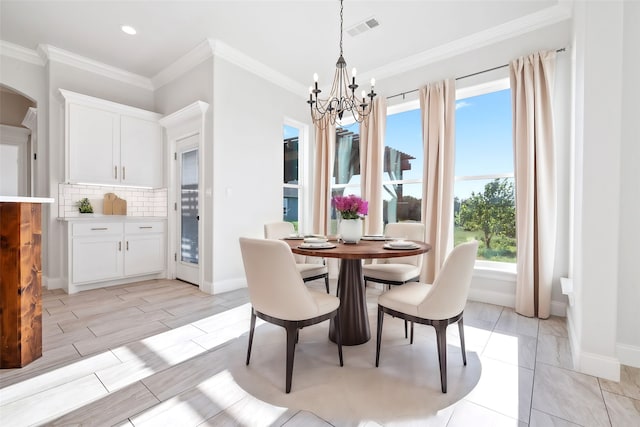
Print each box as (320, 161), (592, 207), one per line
(209, 39), (307, 96)
(367, 3), (573, 82)
(152, 38), (306, 96)
(0, 40), (44, 66)
(151, 40), (213, 89)
(37, 44), (154, 91)
(159, 100), (209, 130)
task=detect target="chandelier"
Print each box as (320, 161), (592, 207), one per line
(307, 0), (376, 128)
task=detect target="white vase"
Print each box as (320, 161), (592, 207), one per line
(339, 218), (363, 244)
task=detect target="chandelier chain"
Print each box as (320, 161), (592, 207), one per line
(339, 0), (343, 57)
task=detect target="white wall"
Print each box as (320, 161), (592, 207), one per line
(569, 0), (624, 380)
(210, 56), (309, 293)
(616, 0), (640, 367)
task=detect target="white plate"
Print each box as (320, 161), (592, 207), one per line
(304, 237), (329, 243)
(285, 235), (304, 240)
(384, 242), (419, 250)
(299, 243), (336, 249)
(388, 240), (415, 247)
(361, 235), (388, 241)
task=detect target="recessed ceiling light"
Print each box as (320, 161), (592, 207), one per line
(121, 25), (137, 35)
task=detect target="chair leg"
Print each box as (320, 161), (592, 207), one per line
(410, 321), (415, 345)
(246, 308), (257, 365)
(404, 319), (408, 339)
(335, 311), (344, 366)
(458, 317), (467, 366)
(324, 275), (330, 294)
(434, 321), (448, 393)
(284, 323), (298, 393)
(375, 306), (384, 367)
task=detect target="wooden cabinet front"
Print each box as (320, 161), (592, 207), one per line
(0, 202), (43, 368)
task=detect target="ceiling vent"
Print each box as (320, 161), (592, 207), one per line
(346, 17), (380, 37)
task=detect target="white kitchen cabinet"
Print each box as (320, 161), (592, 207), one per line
(123, 222), (165, 276)
(120, 116), (163, 188)
(72, 222), (124, 284)
(66, 218), (166, 293)
(61, 89), (163, 188)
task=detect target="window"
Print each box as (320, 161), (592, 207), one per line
(383, 105), (423, 224)
(330, 121), (360, 234)
(454, 85), (516, 263)
(283, 122), (307, 231)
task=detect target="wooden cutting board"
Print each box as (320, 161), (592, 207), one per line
(103, 193), (117, 215)
(113, 197), (127, 215)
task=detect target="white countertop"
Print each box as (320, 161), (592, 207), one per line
(58, 215), (167, 222)
(0, 196), (55, 203)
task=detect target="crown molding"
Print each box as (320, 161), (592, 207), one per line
(37, 44), (154, 91)
(209, 39), (307, 96)
(151, 40), (213, 90)
(367, 3), (573, 82)
(152, 38), (306, 96)
(159, 100), (209, 129)
(0, 40), (44, 66)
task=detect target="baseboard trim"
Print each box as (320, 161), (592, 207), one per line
(468, 288), (515, 308)
(212, 278), (246, 294)
(617, 343), (640, 368)
(579, 351), (620, 382)
(43, 276), (64, 291)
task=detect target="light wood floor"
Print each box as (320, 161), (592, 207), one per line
(0, 279), (638, 426)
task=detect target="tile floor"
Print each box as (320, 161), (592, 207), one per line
(0, 279), (639, 426)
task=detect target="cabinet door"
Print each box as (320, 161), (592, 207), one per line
(72, 235), (123, 284)
(124, 233), (165, 276)
(120, 116), (163, 188)
(68, 103), (120, 185)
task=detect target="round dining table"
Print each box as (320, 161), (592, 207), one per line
(285, 238), (431, 345)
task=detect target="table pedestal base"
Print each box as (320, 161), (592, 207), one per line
(329, 259), (371, 345)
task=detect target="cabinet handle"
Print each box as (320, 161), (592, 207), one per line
(126, 241), (129, 251)
(123, 166), (126, 180)
(115, 166), (118, 180)
(139, 226), (153, 229)
(91, 227), (108, 231)
(118, 241), (122, 251)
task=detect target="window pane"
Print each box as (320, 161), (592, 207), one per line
(455, 89), (513, 177)
(181, 149), (199, 264)
(454, 177), (516, 263)
(283, 187), (299, 228)
(334, 123), (360, 185)
(283, 125), (299, 184)
(383, 182), (422, 224)
(385, 109), (423, 180)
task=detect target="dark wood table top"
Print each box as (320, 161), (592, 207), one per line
(284, 238), (431, 260)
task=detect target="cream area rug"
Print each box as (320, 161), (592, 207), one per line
(226, 312), (482, 425)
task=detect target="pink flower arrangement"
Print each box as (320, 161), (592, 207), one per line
(332, 195), (368, 220)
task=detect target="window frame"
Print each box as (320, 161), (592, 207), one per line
(283, 118), (310, 232)
(455, 77), (516, 273)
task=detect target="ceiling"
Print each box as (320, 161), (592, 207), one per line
(1, 1), (565, 89)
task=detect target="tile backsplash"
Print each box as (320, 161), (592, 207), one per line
(58, 184), (167, 218)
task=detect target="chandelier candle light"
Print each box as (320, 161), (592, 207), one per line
(333, 195), (368, 244)
(307, 0), (377, 128)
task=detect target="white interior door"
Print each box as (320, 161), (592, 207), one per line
(175, 135), (200, 285)
(0, 125), (30, 196)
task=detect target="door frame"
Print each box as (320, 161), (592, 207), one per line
(159, 101), (209, 290)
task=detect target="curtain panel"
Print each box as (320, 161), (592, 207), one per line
(510, 50), (557, 319)
(360, 97), (387, 235)
(419, 79), (456, 283)
(312, 117), (336, 235)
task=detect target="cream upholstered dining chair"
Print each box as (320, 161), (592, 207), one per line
(363, 222), (426, 289)
(375, 240), (478, 393)
(264, 221), (330, 294)
(239, 237), (343, 393)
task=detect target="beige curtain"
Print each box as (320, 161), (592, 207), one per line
(419, 79), (456, 283)
(312, 117), (336, 235)
(360, 97), (387, 235)
(510, 50), (557, 319)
